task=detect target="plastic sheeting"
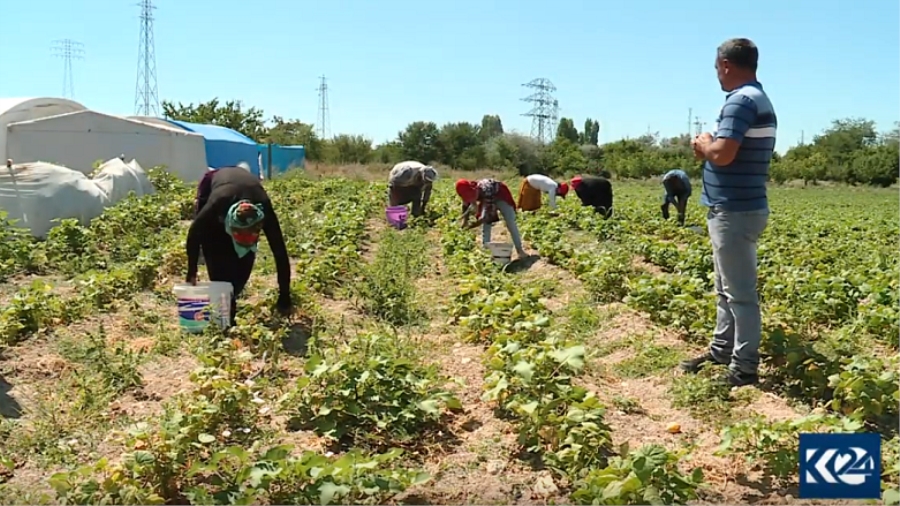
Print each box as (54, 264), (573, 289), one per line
(0, 158), (155, 238)
(259, 144), (306, 177)
(166, 120), (262, 177)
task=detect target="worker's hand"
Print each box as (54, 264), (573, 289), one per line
(186, 273), (198, 286)
(276, 291), (293, 316)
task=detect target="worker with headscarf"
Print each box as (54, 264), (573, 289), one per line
(186, 166), (292, 326)
(455, 178), (527, 258)
(570, 174), (614, 218)
(661, 169), (692, 226)
(516, 174), (570, 211)
(388, 161), (438, 217)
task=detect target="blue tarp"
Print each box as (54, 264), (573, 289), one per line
(166, 119), (262, 177)
(258, 144), (305, 177)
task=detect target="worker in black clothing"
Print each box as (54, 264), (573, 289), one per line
(570, 174), (614, 218)
(186, 167), (292, 326)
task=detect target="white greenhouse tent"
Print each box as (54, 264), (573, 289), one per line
(5, 109), (209, 182)
(0, 97), (87, 163)
(0, 158), (156, 238)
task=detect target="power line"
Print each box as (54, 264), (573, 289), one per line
(520, 78), (559, 144)
(134, 0), (160, 116)
(316, 75), (331, 140)
(693, 116), (706, 137)
(51, 39), (84, 99)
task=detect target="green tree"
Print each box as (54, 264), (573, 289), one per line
(372, 141), (404, 164)
(480, 114), (504, 140)
(556, 118), (580, 144)
(398, 121), (441, 164)
(851, 143), (899, 187)
(161, 98), (267, 141)
(581, 118), (600, 145)
(438, 122), (482, 169)
(880, 121), (899, 148)
(485, 134), (542, 175)
(266, 117), (323, 160)
(812, 118), (878, 166)
(326, 134), (373, 164)
(548, 138), (587, 175)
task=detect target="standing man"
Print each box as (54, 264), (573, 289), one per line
(681, 38), (776, 387)
(661, 169), (692, 226)
(388, 161), (438, 217)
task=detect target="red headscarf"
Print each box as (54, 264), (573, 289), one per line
(557, 182), (569, 198)
(456, 178), (517, 220)
(570, 176), (583, 190)
(455, 179), (478, 204)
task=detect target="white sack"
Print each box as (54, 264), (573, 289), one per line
(0, 158), (155, 238)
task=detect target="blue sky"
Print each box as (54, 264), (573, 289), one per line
(0, 0), (897, 153)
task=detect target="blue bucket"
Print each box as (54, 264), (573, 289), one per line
(177, 297), (212, 333)
(173, 282), (234, 333)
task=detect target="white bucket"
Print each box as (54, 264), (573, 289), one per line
(486, 242), (514, 265)
(173, 281), (234, 333)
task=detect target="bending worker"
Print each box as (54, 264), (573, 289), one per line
(186, 166), (292, 326)
(661, 169), (692, 226)
(571, 173), (614, 218)
(388, 160), (438, 217)
(516, 173), (569, 211)
(455, 178), (527, 259)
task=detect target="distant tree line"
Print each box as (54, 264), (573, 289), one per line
(162, 99), (899, 187)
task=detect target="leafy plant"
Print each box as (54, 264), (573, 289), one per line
(281, 332), (462, 448)
(571, 444), (704, 505)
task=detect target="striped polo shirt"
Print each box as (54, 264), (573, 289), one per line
(701, 81), (777, 212)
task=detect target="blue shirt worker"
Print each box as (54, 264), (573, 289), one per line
(661, 169), (692, 226)
(681, 38), (776, 388)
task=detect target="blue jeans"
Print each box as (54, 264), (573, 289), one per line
(483, 201), (526, 256)
(706, 206), (769, 374)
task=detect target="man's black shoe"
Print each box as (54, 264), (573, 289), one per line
(679, 353), (722, 373)
(723, 370), (759, 387)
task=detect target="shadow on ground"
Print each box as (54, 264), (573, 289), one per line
(0, 374), (22, 418)
(281, 323), (311, 357)
(735, 473), (799, 504)
(505, 254), (540, 273)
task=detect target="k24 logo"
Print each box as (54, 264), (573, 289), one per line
(799, 433), (881, 500)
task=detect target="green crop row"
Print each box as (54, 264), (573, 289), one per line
(430, 191), (705, 505)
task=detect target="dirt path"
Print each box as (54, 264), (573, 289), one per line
(396, 228), (569, 504)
